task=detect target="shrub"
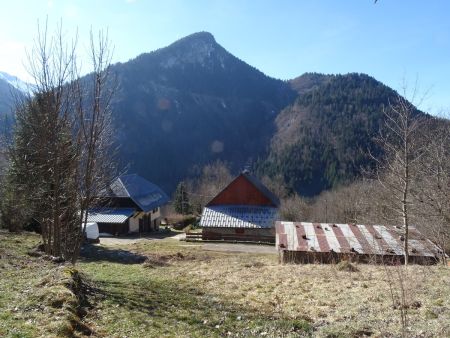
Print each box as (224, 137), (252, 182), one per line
(336, 260), (359, 272)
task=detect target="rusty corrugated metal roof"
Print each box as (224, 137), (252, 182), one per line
(200, 205), (278, 228)
(276, 221), (442, 258)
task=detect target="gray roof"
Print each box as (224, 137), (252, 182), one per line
(200, 205), (278, 228)
(87, 208), (135, 224)
(106, 174), (169, 213)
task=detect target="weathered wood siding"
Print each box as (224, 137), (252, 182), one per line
(202, 227), (275, 243)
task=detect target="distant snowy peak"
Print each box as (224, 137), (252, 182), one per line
(0, 71), (32, 93)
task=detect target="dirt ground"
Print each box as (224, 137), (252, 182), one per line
(201, 242), (277, 254)
(99, 233), (277, 254)
(98, 231), (185, 245)
(99, 236), (161, 246)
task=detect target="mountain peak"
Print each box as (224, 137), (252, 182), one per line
(169, 32), (219, 50)
(290, 73), (333, 95)
(0, 71), (30, 93)
(157, 31), (225, 69)
(167, 31), (218, 51)
(181, 31), (216, 44)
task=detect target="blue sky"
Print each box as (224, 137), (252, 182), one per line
(1, 0), (449, 114)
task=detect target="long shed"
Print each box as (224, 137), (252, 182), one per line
(276, 221), (443, 264)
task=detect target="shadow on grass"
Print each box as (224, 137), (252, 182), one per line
(85, 274), (313, 337)
(80, 244), (147, 264)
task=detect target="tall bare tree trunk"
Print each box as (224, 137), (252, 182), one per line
(402, 131), (409, 265)
(372, 92), (422, 266)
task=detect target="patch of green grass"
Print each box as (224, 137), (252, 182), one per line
(0, 231), (91, 337)
(434, 298), (444, 306)
(425, 309), (439, 319)
(0, 231), (45, 337)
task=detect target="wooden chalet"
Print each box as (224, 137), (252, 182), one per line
(88, 174), (169, 236)
(199, 171), (279, 243)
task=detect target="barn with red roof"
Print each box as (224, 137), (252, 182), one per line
(199, 171), (279, 242)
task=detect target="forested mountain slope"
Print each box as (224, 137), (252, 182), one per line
(1, 34), (430, 197)
(108, 32), (295, 193)
(258, 73), (404, 196)
(0, 72), (30, 133)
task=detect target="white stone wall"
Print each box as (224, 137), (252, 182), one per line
(129, 212), (142, 233)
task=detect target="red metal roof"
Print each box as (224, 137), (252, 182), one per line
(276, 221), (442, 258)
(207, 172), (279, 207)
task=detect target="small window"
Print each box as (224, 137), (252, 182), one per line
(153, 208), (158, 213)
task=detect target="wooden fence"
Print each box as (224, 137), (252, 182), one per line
(185, 232), (202, 241)
(185, 231), (275, 244)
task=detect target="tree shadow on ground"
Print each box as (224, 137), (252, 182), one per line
(80, 244), (147, 264)
(84, 274), (313, 337)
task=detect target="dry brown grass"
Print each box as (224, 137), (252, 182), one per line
(131, 240), (450, 338)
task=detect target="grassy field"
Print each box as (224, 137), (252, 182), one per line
(1, 230), (449, 337)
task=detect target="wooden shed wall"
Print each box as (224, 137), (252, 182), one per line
(279, 250), (439, 265)
(202, 227), (275, 243)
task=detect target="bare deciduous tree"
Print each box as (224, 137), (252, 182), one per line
(72, 30), (116, 263)
(373, 93), (424, 265)
(278, 193), (310, 222)
(186, 160), (232, 213)
(413, 118), (450, 263)
(260, 174), (290, 201)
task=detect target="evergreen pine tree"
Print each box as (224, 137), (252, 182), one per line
(173, 182), (191, 215)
